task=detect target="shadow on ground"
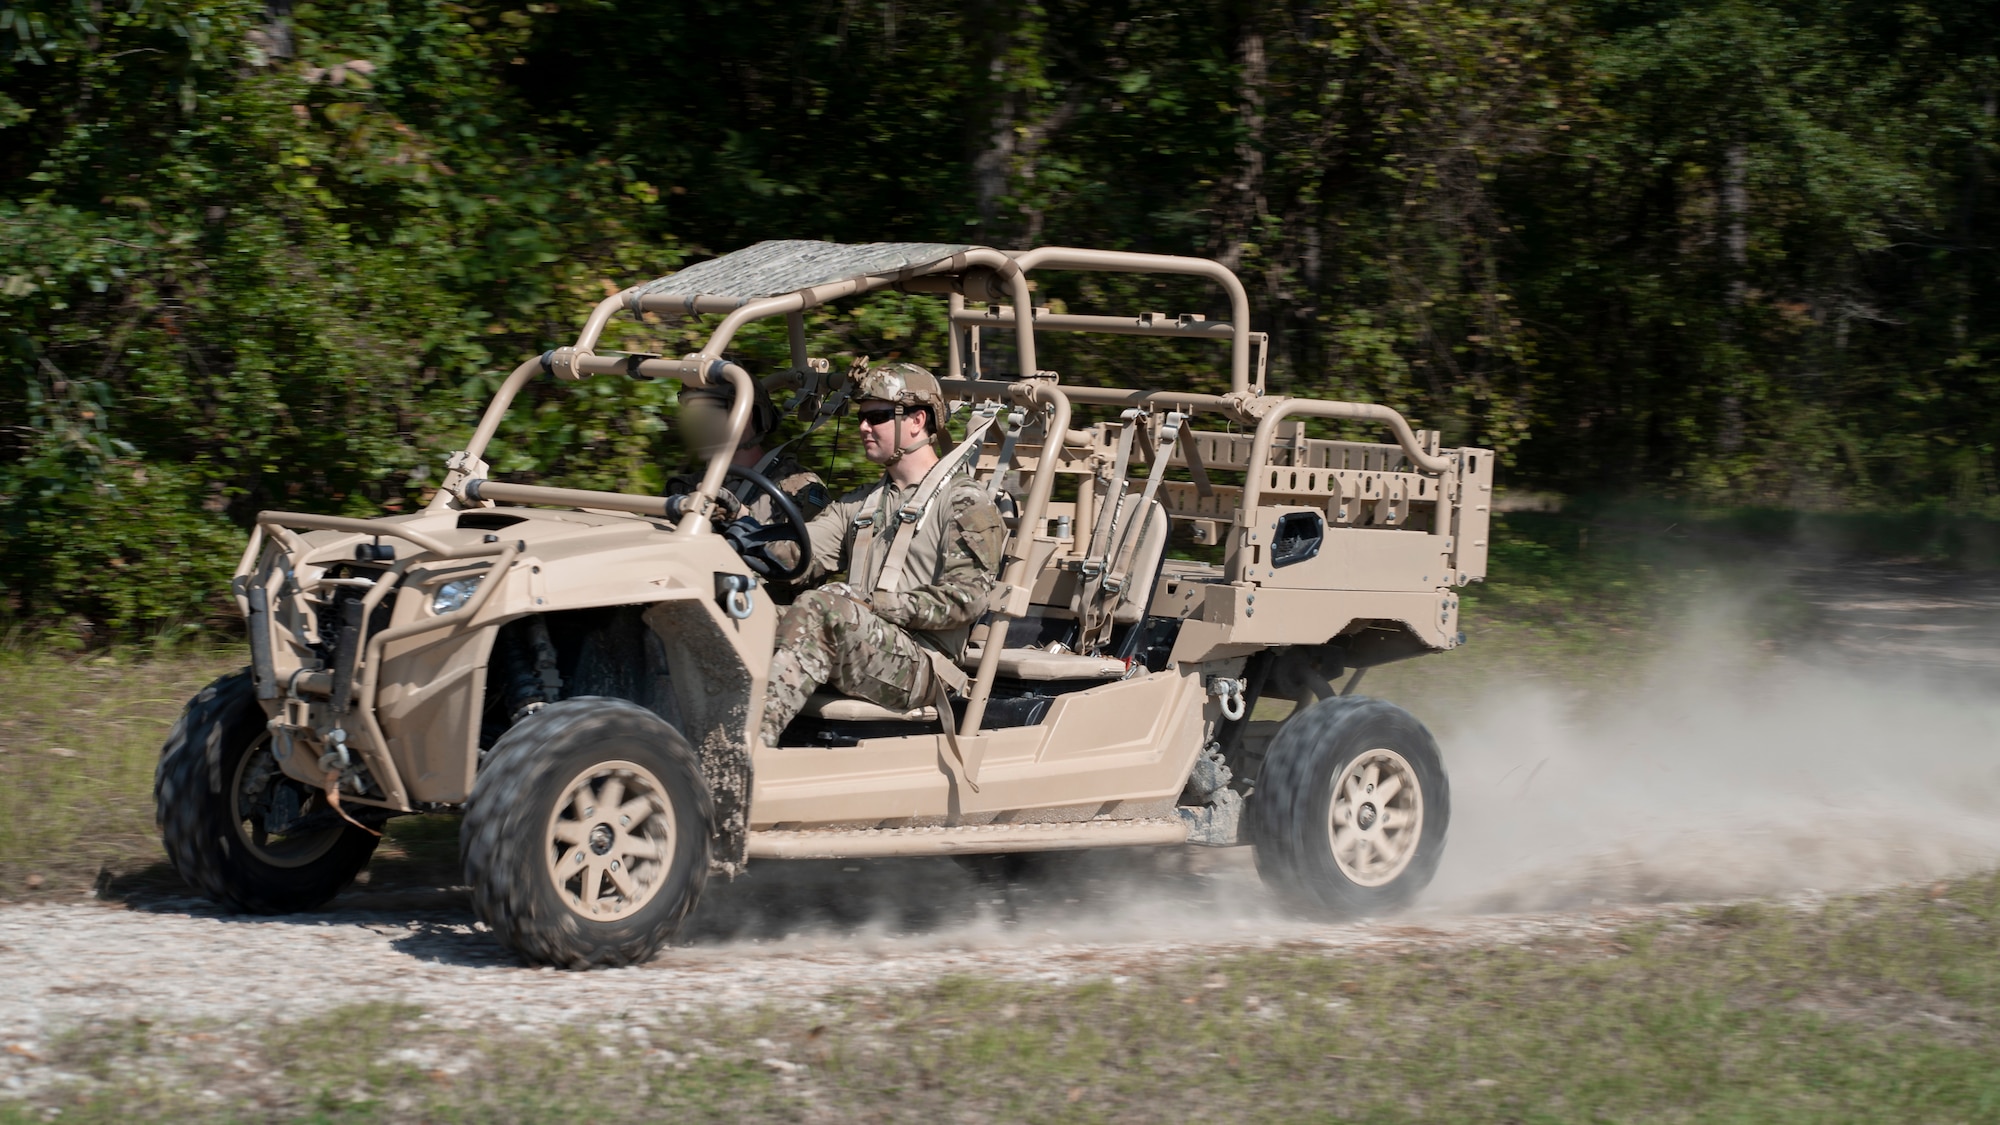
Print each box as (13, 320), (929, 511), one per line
(92, 818), (1274, 969)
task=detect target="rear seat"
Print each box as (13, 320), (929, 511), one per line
(958, 645), (1130, 680)
(959, 492), (1168, 682)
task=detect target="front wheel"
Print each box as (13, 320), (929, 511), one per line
(155, 669), (380, 912)
(1249, 696), (1450, 917)
(462, 697), (711, 969)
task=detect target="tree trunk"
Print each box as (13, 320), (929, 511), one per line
(969, 0), (1021, 237)
(1718, 141), (1749, 455)
(1218, 15), (1268, 271)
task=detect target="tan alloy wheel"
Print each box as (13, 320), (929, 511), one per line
(1328, 747), (1424, 887)
(544, 761), (676, 922)
(231, 733), (343, 869)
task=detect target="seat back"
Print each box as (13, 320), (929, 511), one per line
(965, 422), (1169, 656)
(982, 490), (1167, 655)
(1107, 496), (1168, 625)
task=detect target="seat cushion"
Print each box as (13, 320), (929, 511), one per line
(799, 692), (938, 722)
(960, 646), (1130, 681)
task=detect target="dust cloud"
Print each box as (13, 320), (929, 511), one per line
(1422, 601), (2000, 914)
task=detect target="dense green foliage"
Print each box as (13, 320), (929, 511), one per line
(3, 0), (1996, 634)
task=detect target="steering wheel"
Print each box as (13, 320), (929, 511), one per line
(718, 463), (814, 583)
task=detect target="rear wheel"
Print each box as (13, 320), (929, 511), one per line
(154, 669), (380, 912)
(462, 697), (710, 968)
(1249, 696), (1449, 916)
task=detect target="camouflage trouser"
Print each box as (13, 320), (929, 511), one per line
(760, 588), (933, 747)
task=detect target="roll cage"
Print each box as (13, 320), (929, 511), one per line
(418, 240), (1489, 741)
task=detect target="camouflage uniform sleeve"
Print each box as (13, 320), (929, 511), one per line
(754, 462), (832, 573)
(800, 492), (862, 581)
(868, 480), (1004, 633)
(772, 460), (831, 523)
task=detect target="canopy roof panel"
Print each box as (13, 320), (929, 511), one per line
(636, 240), (976, 301)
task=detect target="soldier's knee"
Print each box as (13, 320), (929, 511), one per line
(778, 588), (848, 645)
(774, 599), (814, 631)
(818, 588), (873, 621)
(794, 588), (836, 610)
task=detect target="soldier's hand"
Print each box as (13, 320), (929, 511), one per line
(665, 488), (744, 524)
(722, 516), (817, 583)
(710, 490), (746, 521)
(720, 516), (777, 578)
(761, 540), (801, 574)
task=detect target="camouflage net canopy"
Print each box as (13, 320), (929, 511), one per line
(636, 240), (976, 302)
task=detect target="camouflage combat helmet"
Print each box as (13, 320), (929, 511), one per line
(853, 361), (947, 464)
(679, 377), (781, 457)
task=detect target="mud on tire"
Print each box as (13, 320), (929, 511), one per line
(462, 697), (711, 969)
(155, 669), (380, 913)
(1249, 695), (1450, 916)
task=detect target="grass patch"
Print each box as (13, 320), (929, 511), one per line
(1359, 508), (1796, 712)
(0, 648), (466, 899)
(0, 646), (237, 896)
(1465, 512), (1674, 639)
(8, 871), (1999, 1122)
(1455, 510), (1820, 659)
(1568, 496), (2000, 571)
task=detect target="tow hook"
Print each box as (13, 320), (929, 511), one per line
(317, 727), (352, 773)
(1208, 676), (1247, 721)
(715, 572), (756, 620)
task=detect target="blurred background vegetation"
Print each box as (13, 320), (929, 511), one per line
(3, 0), (1997, 639)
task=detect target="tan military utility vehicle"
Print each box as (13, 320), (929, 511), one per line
(156, 241), (1493, 968)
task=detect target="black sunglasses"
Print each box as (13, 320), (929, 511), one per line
(855, 407), (900, 426)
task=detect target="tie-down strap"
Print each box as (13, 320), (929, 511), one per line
(1079, 411), (1184, 646)
(867, 402), (1004, 595)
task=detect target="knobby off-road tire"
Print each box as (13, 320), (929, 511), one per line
(1249, 695), (1450, 917)
(155, 669), (380, 913)
(462, 697), (711, 969)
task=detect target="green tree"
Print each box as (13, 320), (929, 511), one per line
(2, 0), (1995, 638)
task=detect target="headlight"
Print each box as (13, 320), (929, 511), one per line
(431, 577), (483, 614)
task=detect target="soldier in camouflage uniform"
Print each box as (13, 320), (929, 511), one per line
(760, 362), (1006, 748)
(665, 378), (830, 528)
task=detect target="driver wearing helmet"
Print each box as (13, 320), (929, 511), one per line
(760, 362), (1005, 748)
(665, 378), (830, 528)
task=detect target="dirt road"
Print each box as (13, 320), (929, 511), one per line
(0, 852), (1678, 1051)
(4, 556), (1997, 1078)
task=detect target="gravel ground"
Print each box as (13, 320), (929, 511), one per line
(0, 849), (1683, 1102)
(0, 895), (1675, 1035)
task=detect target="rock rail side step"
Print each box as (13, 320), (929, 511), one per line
(745, 817), (1192, 859)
